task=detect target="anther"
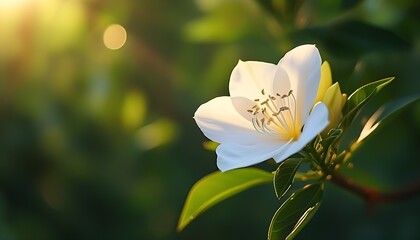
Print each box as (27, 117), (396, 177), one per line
(249, 88), (298, 137)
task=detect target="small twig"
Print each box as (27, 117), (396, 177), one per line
(328, 173), (420, 210)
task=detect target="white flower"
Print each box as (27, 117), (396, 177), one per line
(194, 45), (330, 171)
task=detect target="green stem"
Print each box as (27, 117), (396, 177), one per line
(294, 171), (322, 181)
(304, 143), (325, 170)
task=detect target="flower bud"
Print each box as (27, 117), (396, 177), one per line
(322, 82), (347, 133)
(313, 61), (347, 133)
(315, 61), (333, 104)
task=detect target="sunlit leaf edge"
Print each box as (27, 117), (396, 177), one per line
(268, 183), (323, 240)
(285, 200), (322, 240)
(274, 158), (302, 199)
(346, 77), (395, 109)
(340, 77), (394, 128)
(351, 94), (420, 152)
(177, 168), (272, 231)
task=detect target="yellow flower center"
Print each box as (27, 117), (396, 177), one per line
(247, 89), (301, 140)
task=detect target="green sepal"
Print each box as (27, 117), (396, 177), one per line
(274, 158), (303, 199)
(339, 77), (394, 129)
(319, 128), (343, 149)
(268, 183), (324, 240)
(177, 168), (272, 231)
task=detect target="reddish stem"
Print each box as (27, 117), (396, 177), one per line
(328, 173), (420, 210)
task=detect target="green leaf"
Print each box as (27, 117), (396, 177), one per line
(274, 158), (302, 199)
(353, 95), (420, 149)
(339, 77), (394, 129)
(268, 183), (323, 240)
(177, 168), (272, 231)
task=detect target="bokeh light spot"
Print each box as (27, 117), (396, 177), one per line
(121, 90), (146, 131)
(103, 24), (127, 50)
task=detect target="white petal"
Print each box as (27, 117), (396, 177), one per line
(229, 60), (278, 100)
(216, 141), (291, 172)
(272, 102), (329, 163)
(299, 102), (329, 143)
(278, 44), (321, 126)
(194, 96), (276, 146)
(272, 67), (291, 97)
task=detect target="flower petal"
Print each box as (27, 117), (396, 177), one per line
(216, 140), (291, 172)
(278, 44), (321, 127)
(194, 96), (276, 146)
(298, 102), (329, 145)
(272, 102), (329, 163)
(272, 66), (292, 97)
(229, 60), (278, 100)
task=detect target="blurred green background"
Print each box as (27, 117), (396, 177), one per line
(0, 0), (419, 239)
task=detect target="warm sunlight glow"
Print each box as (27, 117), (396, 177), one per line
(0, 0), (29, 7)
(103, 24), (127, 50)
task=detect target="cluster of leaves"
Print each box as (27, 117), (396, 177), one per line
(178, 76), (419, 239)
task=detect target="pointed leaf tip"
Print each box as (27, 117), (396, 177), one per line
(268, 183), (323, 240)
(340, 77), (394, 129)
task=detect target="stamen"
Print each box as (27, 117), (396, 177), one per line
(252, 118), (262, 133)
(290, 92), (297, 133)
(261, 107), (266, 114)
(248, 88), (300, 139)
